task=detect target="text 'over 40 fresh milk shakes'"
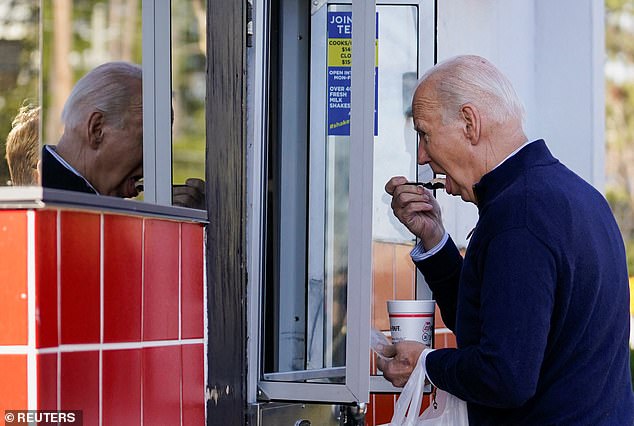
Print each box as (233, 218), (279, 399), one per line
(387, 300), (436, 347)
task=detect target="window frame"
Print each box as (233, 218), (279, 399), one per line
(248, 0), (377, 404)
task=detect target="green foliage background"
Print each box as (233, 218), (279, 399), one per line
(606, 0), (634, 272)
(605, 0), (634, 388)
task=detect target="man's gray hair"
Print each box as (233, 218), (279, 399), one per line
(421, 55), (525, 125)
(61, 61), (142, 130)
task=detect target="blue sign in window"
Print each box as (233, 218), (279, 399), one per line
(327, 11), (378, 137)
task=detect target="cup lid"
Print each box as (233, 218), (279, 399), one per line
(387, 299), (435, 314)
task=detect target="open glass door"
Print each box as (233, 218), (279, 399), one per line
(252, 0), (375, 403)
(247, 0), (435, 405)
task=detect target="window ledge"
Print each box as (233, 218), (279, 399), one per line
(0, 186), (208, 223)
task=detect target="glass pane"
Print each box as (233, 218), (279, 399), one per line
(257, 1), (423, 390)
(371, 4), (424, 373)
(321, 4), (354, 370)
(262, 2), (380, 385)
(171, 0), (206, 190)
(40, 0), (143, 198)
(0, 0), (40, 187)
(263, 0), (311, 379)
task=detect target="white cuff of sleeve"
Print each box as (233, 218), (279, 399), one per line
(421, 348), (436, 387)
(410, 232), (449, 262)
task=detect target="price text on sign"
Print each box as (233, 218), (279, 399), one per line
(328, 39), (352, 67)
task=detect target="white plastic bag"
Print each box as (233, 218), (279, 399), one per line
(384, 350), (469, 426)
(370, 328), (392, 359)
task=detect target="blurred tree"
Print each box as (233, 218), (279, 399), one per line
(171, 0), (206, 183)
(46, 0), (72, 145)
(606, 0), (634, 271)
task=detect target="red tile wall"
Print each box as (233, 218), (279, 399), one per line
(37, 353), (57, 410)
(0, 354), (27, 413)
(369, 240), (458, 425)
(182, 344), (206, 424)
(103, 215), (142, 342)
(143, 346), (182, 425)
(181, 223), (204, 339)
(0, 211), (28, 346)
(60, 211), (101, 344)
(0, 211), (28, 415)
(102, 349), (142, 425)
(0, 209), (206, 425)
(60, 351), (100, 424)
(35, 210), (58, 348)
(143, 219), (180, 341)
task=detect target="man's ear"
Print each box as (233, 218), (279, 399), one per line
(461, 104), (480, 144)
(87, 111), (105, 149)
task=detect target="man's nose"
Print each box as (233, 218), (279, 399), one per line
(417, 143), (431, 165)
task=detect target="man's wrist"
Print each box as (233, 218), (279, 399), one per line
(421, 228), (445, 250)
(411, 232), (449, 262)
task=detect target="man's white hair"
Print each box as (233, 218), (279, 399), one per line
(421, 55), (525, 125)
(61, 61), (142, 130)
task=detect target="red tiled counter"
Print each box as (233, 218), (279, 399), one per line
(0, 208), (206, 425)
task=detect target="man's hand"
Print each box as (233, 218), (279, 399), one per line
(173, 178), (206, 209)
(385, 176), (445, 249)
(376, 340), (425, 388)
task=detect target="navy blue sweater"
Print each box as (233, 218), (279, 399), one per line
(41, 145), (98, 195)
(417, 140), (634, 425)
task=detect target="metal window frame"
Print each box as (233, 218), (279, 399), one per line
(246, 0), (270, 406)
(142, 0), (173, 206)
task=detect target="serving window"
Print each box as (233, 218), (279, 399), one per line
(248, 0), (435, 404)
(0, 0), (206, 216)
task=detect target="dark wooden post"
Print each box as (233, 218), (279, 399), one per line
(206, 0), (247, 424)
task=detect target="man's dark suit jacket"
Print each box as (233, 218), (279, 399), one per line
(41, 145), (97, 194)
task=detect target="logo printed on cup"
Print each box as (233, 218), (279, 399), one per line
(387, 300), (435, 347)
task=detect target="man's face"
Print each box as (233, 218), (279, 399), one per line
(411, 81), (473, 202)
(91, 111), (143, 198)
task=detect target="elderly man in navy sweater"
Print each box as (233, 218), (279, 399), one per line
(378, 55), (634, 425)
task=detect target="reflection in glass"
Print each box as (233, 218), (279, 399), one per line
(41, 0), (141, 148)
(0, 0), (40, 186)
(37, 0), (143, 198)
(373, 5), (421, 242)
(323, 132), (350, 369)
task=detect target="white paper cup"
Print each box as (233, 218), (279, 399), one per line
(387, 300), (435, 347)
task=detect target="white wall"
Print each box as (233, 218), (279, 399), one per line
(534, 0), (605, 188)
(435, 0), (604, 248)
